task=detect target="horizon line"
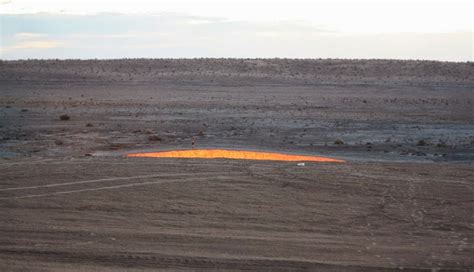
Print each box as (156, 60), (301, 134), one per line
(1, 57), (471, 64)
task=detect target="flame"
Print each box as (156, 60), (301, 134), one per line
(127, 149), (345, 163)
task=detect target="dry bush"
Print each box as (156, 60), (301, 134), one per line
(59, 114), (70, 121)
(148, 135), (162, 142)
(416, 140), (427, 146)
(334, 139), (344, 145)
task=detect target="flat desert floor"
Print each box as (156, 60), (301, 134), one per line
(0, 59), (473, 271)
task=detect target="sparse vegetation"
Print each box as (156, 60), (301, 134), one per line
(148, 135), (162, 142)
(334, 139), (344, 145)
(416, 139), (427, 146)
(436, 141), (448, 148)
(59, 114), (70, 121)
(108, 143), (128, 150)
(1, 59), (472, 86)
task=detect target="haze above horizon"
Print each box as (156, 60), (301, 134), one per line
(1, 0), (472, 61)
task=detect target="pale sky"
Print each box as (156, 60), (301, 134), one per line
(1, 0), (473, 60)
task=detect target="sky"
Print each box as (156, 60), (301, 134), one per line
(0, 0), (473, 61)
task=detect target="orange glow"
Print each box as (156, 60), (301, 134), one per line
(127, 149), (345, 163)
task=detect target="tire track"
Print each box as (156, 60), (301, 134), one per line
(0, 172), (215, 192)
(0, 176), (215, 200)
(0, 159), (57, 167)
(0, 248), (424, 271)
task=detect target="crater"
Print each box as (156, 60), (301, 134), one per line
(127, 149), (345, 162)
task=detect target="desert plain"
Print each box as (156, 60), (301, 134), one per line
(0, 59), (473, 271)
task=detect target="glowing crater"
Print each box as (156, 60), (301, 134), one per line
(127, 149), (345, 163)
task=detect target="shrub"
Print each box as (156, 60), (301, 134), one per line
(148, 135), (162, 142)
(59, 114), (70, 121)
(416, 139), (427, 146)
(436, 141), (448, 148)
(334, 139), (344, 145)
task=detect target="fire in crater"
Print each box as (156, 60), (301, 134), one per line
(127, 149), (345, 163)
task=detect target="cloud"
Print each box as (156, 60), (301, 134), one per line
(2, 40), (63, 52)
(185, 18), (215, 25)
(14, 32), (47, 39)
(0, 13), (472, 61)
(67, 31), (170, 39)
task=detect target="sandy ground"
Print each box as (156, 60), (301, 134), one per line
(0, 59), (473, 271)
